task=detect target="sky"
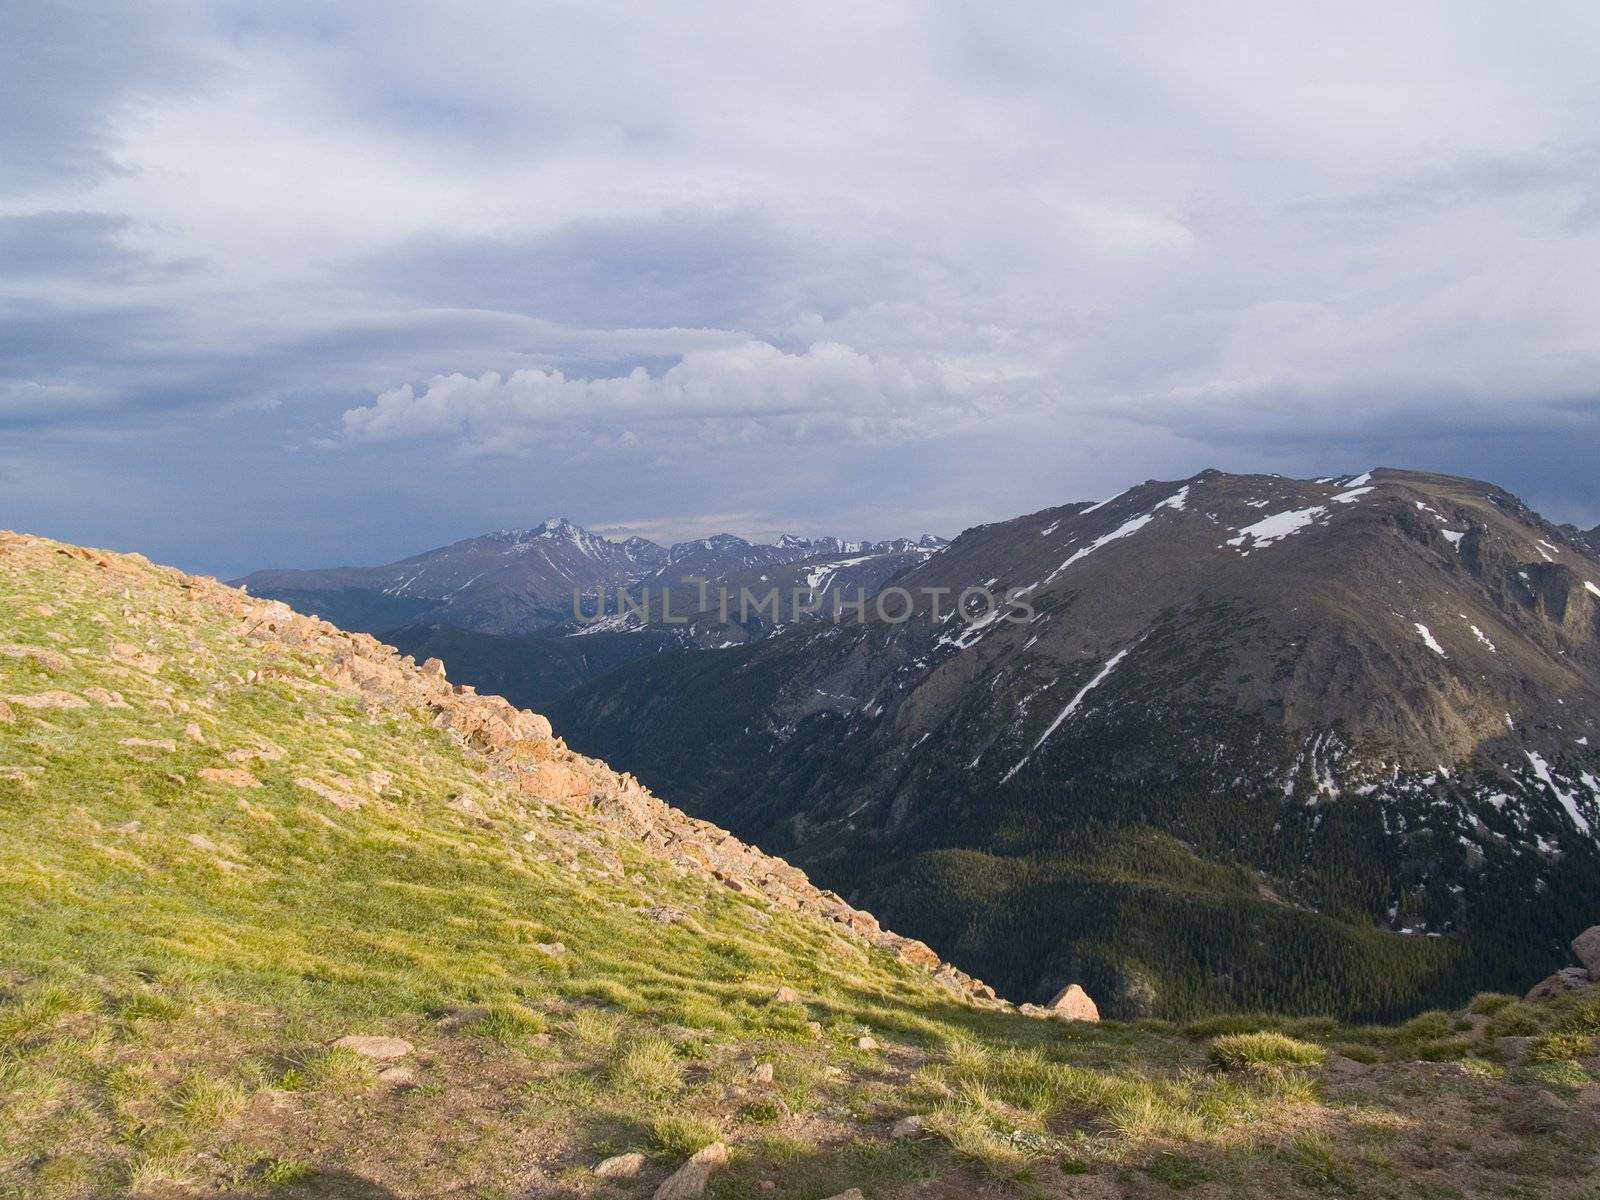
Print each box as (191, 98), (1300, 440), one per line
(3, 1), (1599, 578)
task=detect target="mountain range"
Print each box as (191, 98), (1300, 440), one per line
(237, 468), (1600, 1021)
(235, 520), (946, 639)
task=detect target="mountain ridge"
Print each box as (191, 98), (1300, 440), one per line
(548, 467), (1600, 1017)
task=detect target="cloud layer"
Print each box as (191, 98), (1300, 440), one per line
(2, 1), (1598, 574)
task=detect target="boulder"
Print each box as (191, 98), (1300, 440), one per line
(770, 986), (800, 1004)
(1525, 967), (1592, 1003)
(652, 1141), (728, 1200)
(1574, 926), (1600, 979)
(1046, 983), (1101, 1022)
(853, 1035), (879, 1051)
(594, 1152), (646, 1180)
(332, 1035), (414, 1061)
(748, 1062), (774, 1085)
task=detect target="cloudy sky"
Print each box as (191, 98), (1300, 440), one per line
(4, 1), (1599, 577)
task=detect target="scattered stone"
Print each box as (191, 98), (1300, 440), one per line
(186, 833), (221, 853)
(890, 1115), (924, 1139)
(295, 776), (362, 810)
(1574, 926), (1600, 978)
(367, 769), (394, 792)
(183, 722), (204, 743)
(226, 742), (284, 763)
(33, 604), (55, 616)
(771, 985), (800, 1004)
(652, 1142), (728, 1200)
(0, 644), (69, 671)
(1046, 983), (1101, 1022)
(0, 766), (39, 786)
(82, 687), (129, 708)
(200, 767), (261, 788)
(332, 1035), (414, 1060)
(377, 1066), (416, 1087)
(3, 690), (87, 709)
(594, 1152), (646, 1180)
(110, 820), (141, 834)
(818, 1191), (864, 1200)
(853, 1036), (878, 1051)
(119, 737), (177, 753)
(533, 941), (566, 956)
(748, 1062), (774, 1085)
(0, 700), (12, 722)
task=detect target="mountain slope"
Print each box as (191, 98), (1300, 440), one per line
(4, 530), (1599, 1198)
(552, 469), (1600, 1018)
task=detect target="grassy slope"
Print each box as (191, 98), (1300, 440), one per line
(1, 532), (1597, 1199)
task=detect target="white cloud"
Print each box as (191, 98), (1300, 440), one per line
(342, 340), (998, 452)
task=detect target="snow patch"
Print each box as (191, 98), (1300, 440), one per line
(1525, 750), (1591, 836)
(1226, 506), (1329, 552)
(1413, 623), (1446, 657)
(1000, 645), (1135, 784)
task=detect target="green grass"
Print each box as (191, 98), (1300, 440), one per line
(1, 532), (1596, 1199)
(1207, 1032), (1327, 1071)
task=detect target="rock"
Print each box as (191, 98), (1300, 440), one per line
(0, 700), (12, 722)
(818, 1191), (864, 1200)
(377, 1066), (415, 1086)
(295, 776), (362, 810)
(119, 737), (177, 752)
(749, 1062), (774, 1085)
(771, 986), (800, 1004)
(420, 657), (448, 677)
(82, 687), (128, 708)
(1525, 967), (1592, 1003)
(594, 1152), (646, 1180)
(182, 722), (205, 743)
(1046, 983), (1101, 1022)
(0, 644), (69, 671)
(652, 1141), (728, 1200)
(1574, 926), (1600, 978)
(199, 767), (261, 788)
(3, 690), (87, 709)
(110, 820), (141, 834)
(534, 942), (567, 956)
(890, 1115), (924, 1139)
(853, 1035), (878, 1051)
(332, 1035), (414, 1060)
(186, 834), (222, 852)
